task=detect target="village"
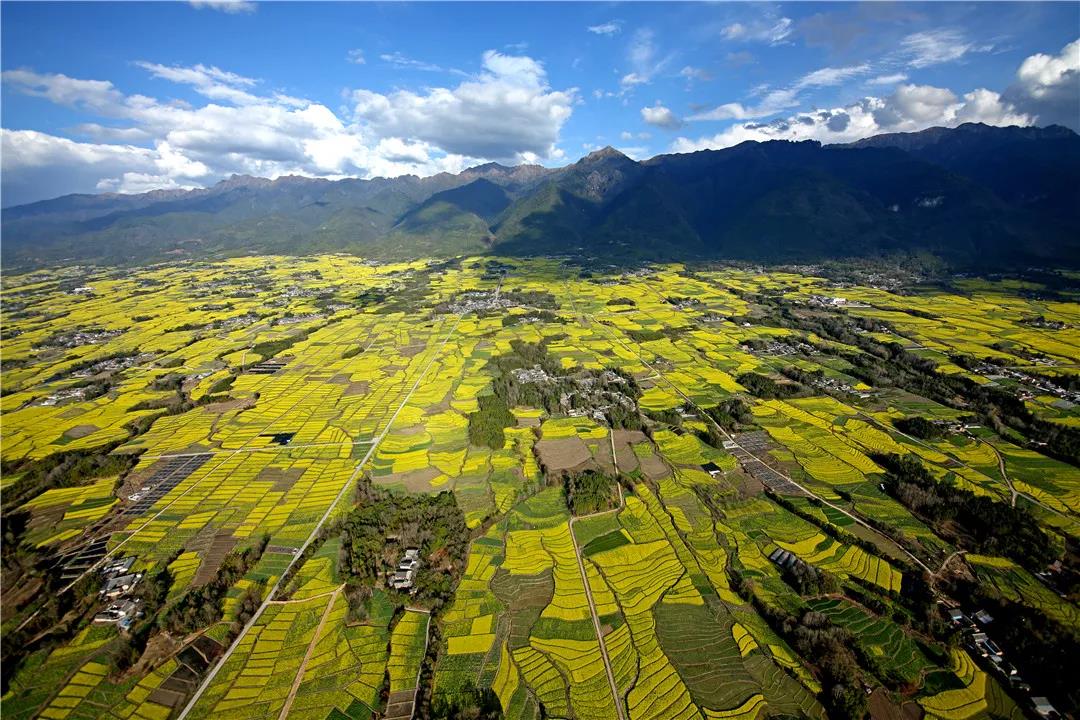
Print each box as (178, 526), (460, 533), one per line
(91, 556), (145, 631)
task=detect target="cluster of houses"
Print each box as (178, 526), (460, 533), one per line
(511, 364), (637, 422)
(805, 294), (849, 308)
(93, 557), (144, 631)
(389, 548), (421, 592)
(666, 297), (703, 310)
(273, 313), (323, 326)
(1021, 316), (1069, 331)
(809, 375), (873, 400)
(974, 361), (1079, 406)
(767, 546), (806, 573)
(71, 352), (155, 378)
(447, 291), (515, 314)
(40, 328), (123, 349)
(947, 607), (1060, 719)
(31, 386), (96, 407)
(741, 339), (815, 357)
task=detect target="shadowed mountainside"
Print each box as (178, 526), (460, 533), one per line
(3, 123), (1077, 271)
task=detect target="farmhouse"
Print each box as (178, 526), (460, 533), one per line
(101, 572), (142, 599)
(389, 548), (421, 592)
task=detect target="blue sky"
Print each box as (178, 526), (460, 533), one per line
(2, 1), (1078, 206)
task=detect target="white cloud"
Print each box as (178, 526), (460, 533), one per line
(641, 102), (682, 129)
(135, 61), (260, 105)
(687, 88), (799, 121)
(1, 51), (577, 204)
(347, 49), (366, 65)
(673, 39), (1077, 152)
(678, 66), (712, 84)
(378, 52), (460, 75)
(189, 0), (255, 14)
(1004, 38), (1080, 129)
(687, 64), (868, 123)
(673, 82), (1032, 153)
(874, 84), (959, 126)
(900, 29), (981, 68)
(954, 88), (1033, 126)
(619, 28), (673, 90)
(73, 123), (153, 143)
(1, 129), (168, 205)
(0, 69), (123, 112)
(1015, 38), (1079, 99)
(868, 73), (909, 86)
(351, 50), (575, 160)
(719, 16), (792, 45)
(587, 22), (621, 36)
(794, 64), (871, 89)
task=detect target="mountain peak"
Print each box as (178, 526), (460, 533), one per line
(464, 161), (513, 174)
(841, 122), (1079, 151)
(214, 174), (274, 191)
(580, 146), (630, 163)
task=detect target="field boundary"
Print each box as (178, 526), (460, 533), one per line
(176, 312), (463, 720)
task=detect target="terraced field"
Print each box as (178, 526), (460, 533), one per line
(2, 257), (1076, 720)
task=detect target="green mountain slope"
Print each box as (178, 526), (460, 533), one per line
(3, 124), (1077, 271)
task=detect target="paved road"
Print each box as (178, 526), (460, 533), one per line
(276, 585), (343, 720)
(568, 509), (627, 720)
(559, 339), (627, 720)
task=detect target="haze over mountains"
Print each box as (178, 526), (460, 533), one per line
(3, 123), (1078, 271)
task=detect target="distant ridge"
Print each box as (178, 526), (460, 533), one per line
(3, 123), (1078, 271)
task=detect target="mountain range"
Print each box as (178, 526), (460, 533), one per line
(3, 123), (1078, 271)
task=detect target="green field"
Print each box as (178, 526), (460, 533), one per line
(2, 257), (1076, 720)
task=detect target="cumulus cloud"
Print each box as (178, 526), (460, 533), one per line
(1, 51), (577, 204)
(1004, 38), (1080, 128)
(587, 22), (621, 36)
(641, 103), (682, 129)
(2, 130), (166, 206)
(672, 80), (1033, 153)
(347, 49), (366, 65)
(351, 50), (575, 160)
(189, 0), (255, 14)
(0, 69), (123, 113)
(1015, 39), (1079, 96)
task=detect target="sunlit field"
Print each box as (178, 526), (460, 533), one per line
(2, 255), (1076, 720)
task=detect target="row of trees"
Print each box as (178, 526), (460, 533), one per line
(160, 535), (270, 636)
(736, 371), (807, 400)
(562, 470), (619, 516)
(340, 480), (469, 613)
(877, 453), (1057, 570)
(468, 339), (645, 448)
(727, 564), (870, 720)
(790, 306), (1079, 467)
